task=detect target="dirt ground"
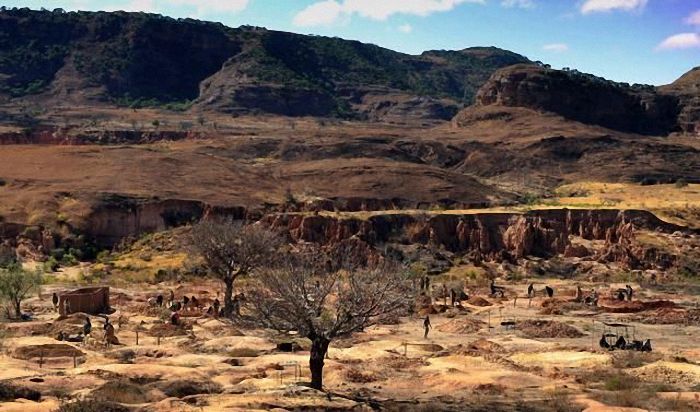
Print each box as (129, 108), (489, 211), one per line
(0, 276), (698, 411)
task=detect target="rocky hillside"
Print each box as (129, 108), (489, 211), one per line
(473, 64), (682, 135)
(0, 8), (528, 119)
(658, 67), (700, 135)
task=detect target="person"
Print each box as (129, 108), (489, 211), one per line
(63, 299), (71, 315)
(83, 317), (92, 336)
(206, 306), (214, 315)
(545, 286), (554, 298)
(527, 283), (535, 298)
(104, 322), (118, 345)
(170, 310), (180, 326)
(625, 285), (634, 301)
(423, 315), (432, 339)
(442, 284), (448, 306)
(419, 277), (425, 291)
(103, 317), (111, 331)
(424, 276), (430, 291)
(52, 292), (59, 312)
(213, 298), (220, 315)
(575, 286), (583, 302)
(450, 288), (457, 307)
(183, 296), (190, 306)
(191, 296), (199, 308)
(168, 289), (175, 305)
(156, 294), (163, 307)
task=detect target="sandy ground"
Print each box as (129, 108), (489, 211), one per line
(0, 278), (699, 411)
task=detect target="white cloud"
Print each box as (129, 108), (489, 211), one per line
(685, 10), (700, 26)
(398, 23), (413, 33)
(293, 0), (484, 27)
(542, 43), (569, 52)
(501, 0), (535, 9)
(104, 0), (155, 12)
(104, 0), (249, 15)
(580, 0), (647, 14)
(170, 0), (249, 14)
(656, 33), (700, 50)
(293, 0), (345, 26)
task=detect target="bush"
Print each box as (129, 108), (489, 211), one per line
(675, 178), (689, 188)
(43, 256), (60, 272)
(0, 382), (41, 401)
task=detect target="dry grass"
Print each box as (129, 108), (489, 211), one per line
(552, 182), (700, 227)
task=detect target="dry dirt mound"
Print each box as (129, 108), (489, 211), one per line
(147, 323), (189, 338)
(48, 313), (90, 336)
(631, 362), (700, 386)
(517, 320), (584, 339)
(13, 343), (84, 360)
(435, 318), (485, 334)
(452, 338), (507, 356)
(599, 298), (676, 313)
(626, 308), (700, 326)
(467, 296), (493, 307)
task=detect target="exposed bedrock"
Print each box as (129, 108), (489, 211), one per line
(263, 209), (691, 268)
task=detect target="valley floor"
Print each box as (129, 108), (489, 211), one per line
(1, 276), (700, 411)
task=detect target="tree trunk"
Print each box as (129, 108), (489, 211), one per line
(309, 336), (330, 390)
(13, 300), (21, 319)
(223, 278), (234, 317)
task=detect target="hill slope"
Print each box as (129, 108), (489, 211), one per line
(0, 8), (529, 120)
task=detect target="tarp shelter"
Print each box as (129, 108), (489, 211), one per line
(58, 287), (110, 316)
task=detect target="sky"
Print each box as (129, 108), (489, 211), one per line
(4, 0), (699, 85)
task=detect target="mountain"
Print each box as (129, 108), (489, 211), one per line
(0, 8), (529, 120)
(471, 64), (682, 135)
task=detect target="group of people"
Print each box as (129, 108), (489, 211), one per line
(151, 290), (223, 326)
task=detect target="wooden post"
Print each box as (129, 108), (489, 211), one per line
(528, 297), (532, 308)
(157, 336), (161, 346)
(403, 341), (408, 357)
(488, 310), (491, 333)
(136, 330), (139, 346)
(39, 351), (44, 368)
(514, 296), (518, 308)
(591, 319), (595, 351)
(73, 354), (77, 368)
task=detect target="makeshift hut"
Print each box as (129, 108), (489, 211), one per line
(58, 287), (110, 316)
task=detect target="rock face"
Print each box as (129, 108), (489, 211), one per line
(475, 64), (681, 135)
(263, 209), (691, 267)
(659, 67), (700, 135)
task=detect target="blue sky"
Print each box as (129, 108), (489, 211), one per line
(4, 0), (699, 85)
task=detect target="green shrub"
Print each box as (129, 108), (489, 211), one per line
(675, 178), (689, 188)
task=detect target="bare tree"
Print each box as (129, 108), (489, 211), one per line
(0, 264), (42, 319)
(244, 246), (411, 390)
(191, 219), (283, 317)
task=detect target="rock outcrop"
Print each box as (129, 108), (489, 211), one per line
(263, 209), (692, 267)
(474, 64), (680, 135)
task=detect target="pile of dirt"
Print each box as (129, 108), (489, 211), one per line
(598, 299), (676, 313)
(91, 380), (161, 404)
(539, 298), (586, 315)
(626, 308), (700, 326)
(147, 323), (189, 338)
(467, 296), (493, 307)
(453, 338), (507, 356)
(631, 363), (700, 386)
(435, 318), (485, 334)
(517, 320), (585, 339)
(48, 313), (90, 336)
(13, 343), (84, 360)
